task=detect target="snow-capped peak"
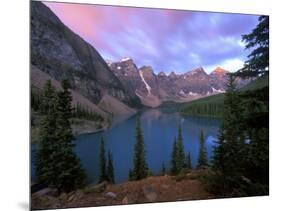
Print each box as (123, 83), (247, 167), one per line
(121, 57), (132, 62)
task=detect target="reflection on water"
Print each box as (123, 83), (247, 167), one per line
(31, 109), (222, 184)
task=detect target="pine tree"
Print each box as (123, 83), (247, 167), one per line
(170, 125), (186, 175)
(197, 130), (208, 168)
(210, 75), (246, 196)
(224, 74), (242, 139)
(132, 116), (149, 180)
(237, 16), (269, 190)
(223, 74), (245, 175)
(128, 168), (134, 181)
(36, 80), (57, 186)
(238, 16), (269, 77)
(185, 152), (192, 170)
(162, 162), (166, 176)
(39, 80), (55, 115)
(56, 79), (74, 144)
(36, 79), (86, 193)
(31, 89), (42, 111)
(177, 125), (185, 171)
(107, 151), (115, 184)
(99, 137), (107, 183)
(170, 137), (179, 175)
(51, 79), (86, 192)
(209, 17), (269, 196)
(212, 126), (226, 173)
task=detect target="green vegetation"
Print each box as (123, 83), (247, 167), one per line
(208, 76), (269, 196)
(171, 137), (179, 174)
(31, 87), (104, 124)
(129, 116), (150, 180)
(240, 75), (269, 91)
(98, 138), (115, 184)
(162, 162), (166, 175)
(184, 152), (192, 170)
(197, 130), (208, 168)
(128, 168), (134, 181)
(107, 151), (115, 184)
(31, 83), (105, 143)
(158, 101), (186, 110)
(207, 16), (269, 197)
(74, 102), (104, 122)
(170, 125), (192, 175)
(180, 75), (268, 117)
(237, 16), (269, 77)
(98, 138), (107, 183)
(180, 94), (224, 117)
(31, 87), (42, 111)
(177, 126), (186, 170)
(36, 79), (86, 193)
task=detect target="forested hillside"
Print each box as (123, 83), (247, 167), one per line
(180, 75), (268, 117)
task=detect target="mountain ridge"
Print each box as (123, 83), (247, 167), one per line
(108, 57), (248, 107)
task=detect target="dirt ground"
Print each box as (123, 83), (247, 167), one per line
(31, 169), (214, 210)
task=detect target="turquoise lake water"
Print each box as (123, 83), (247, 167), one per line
(31, 108), (222, 184)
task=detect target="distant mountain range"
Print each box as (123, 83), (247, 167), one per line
(108, 59), (250, 107)
(31, 1), (251, 113)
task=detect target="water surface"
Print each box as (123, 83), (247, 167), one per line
(31, 109), (222, 184)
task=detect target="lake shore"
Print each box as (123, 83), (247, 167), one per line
(31, 118), (108, 143)
(31, 108), (139, 143)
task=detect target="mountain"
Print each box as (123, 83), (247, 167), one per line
(98, 94), (136, 118)
(107, 58), (144, 101)
(108, 59), (249, 107)
(31, 65), (109, 119)
(208, 67), (230, 92)
(31, 1), (140, 108)
(109, 60), (162, 107)
(174, 67), (211, 98)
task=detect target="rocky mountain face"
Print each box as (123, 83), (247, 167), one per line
(31, 1), (140, 107)
(109, 60), (162, 107)
(108, 59), (249, 107)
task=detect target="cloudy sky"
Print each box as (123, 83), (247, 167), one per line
(44, 1), (259, 74)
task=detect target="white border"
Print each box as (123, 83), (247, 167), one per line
(1, 0), (280, 211)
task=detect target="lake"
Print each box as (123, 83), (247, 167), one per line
(31, 108), (222, 185)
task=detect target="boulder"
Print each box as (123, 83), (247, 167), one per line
(104, 192), (117, 199)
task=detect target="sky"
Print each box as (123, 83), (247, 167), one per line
(43, 1), (259, 74)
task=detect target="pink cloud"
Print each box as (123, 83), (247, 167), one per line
(42, 1), (258, 73)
